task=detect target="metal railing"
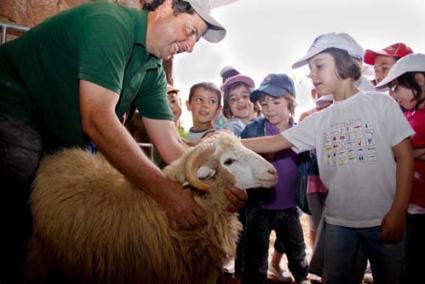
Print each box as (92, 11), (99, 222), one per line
(1, 22), (30, 44)
(138, 143), (155, 161)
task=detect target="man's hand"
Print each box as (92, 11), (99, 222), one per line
(380, 208), (406, 244)
(159, 179), (208, 230)
(79, 81), (205, 230)
(224, 186), (247, 212)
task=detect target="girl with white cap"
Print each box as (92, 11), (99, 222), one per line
(243, 32), (415, 283)
(377, 53), (425, 284)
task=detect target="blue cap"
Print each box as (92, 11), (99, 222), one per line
(250, 74), (295, 102)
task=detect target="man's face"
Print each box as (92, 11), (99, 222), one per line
(147, 11), (208, 60)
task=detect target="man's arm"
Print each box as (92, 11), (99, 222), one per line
(142, 117), (187, 163)
(242, 134), (293, 154)
(79, 80), (207, 229)
(381, 138), (414, 243)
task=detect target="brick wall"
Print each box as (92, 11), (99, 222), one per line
(0, 0), (142, 27)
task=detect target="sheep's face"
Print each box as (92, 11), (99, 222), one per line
(215, 143), (277, 189)
(185, 133), (278, 191)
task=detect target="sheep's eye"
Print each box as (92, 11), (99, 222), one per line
(224, 158), (236, 166)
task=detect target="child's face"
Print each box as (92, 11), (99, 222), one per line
(388, 81), (417, 111)
(186, 87), (221, 125)
(259, 95), (291, 130)
(227, 84), (254, 120)
(167, 92), (182, 122)
(308, 53), (340, 96)
(374, 55), (397, 84)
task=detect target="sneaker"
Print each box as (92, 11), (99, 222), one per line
(298, 280), (312, 284)
(268, 265), (293, 283)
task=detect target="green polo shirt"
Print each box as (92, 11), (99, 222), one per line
(0, 1), (172, 149)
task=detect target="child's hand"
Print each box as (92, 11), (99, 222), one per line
(380, 209), (406, 244)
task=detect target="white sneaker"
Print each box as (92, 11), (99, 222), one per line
(268, 265), (293, 283)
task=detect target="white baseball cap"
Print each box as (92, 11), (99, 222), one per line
(186, 0), (226, 43)
(292, 32), (364, 69)
(376, 53), (425, 88)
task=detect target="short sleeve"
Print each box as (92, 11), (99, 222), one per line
(382, 96), (415, 146)
(409, 111), (425, 148)
(282, 113), (318, 153)
(78, 13), (132, 94)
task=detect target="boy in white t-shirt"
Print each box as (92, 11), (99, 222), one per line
(243, 33), (415, 283)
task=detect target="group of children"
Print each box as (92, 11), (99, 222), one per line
(153, 32), (425, 284)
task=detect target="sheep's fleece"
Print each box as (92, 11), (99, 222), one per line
(25, 133), (277, 284)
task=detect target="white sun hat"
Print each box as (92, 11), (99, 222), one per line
(376, 53), (425, 88)
(292, 32), (364, 69)
(186, 0), (226, 43)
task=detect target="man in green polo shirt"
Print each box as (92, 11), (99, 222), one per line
(0, 1), (247, 282)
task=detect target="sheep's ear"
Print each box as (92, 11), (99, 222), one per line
(197, 166), (216, 180)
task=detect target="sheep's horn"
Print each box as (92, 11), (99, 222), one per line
(185, 142), (216, 192)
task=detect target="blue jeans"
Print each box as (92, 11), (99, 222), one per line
(242, 207), (308, 284)
(323, 224), (405, 284)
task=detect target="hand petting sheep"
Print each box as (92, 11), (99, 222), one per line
(25, 132), (277, 284)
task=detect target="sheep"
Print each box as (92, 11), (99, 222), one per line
(25, 132), (277, 284)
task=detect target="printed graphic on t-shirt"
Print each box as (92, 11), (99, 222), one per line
(324, 118), (376, 167)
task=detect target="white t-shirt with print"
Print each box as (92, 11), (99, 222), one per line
(283, 91), (414, 228)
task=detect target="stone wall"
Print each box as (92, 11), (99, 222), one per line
(0, 0), (142, 27)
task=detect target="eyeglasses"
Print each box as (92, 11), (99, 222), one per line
(388, 82), (398, 93)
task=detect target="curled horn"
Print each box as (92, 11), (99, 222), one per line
(184, 142), (216, 191)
